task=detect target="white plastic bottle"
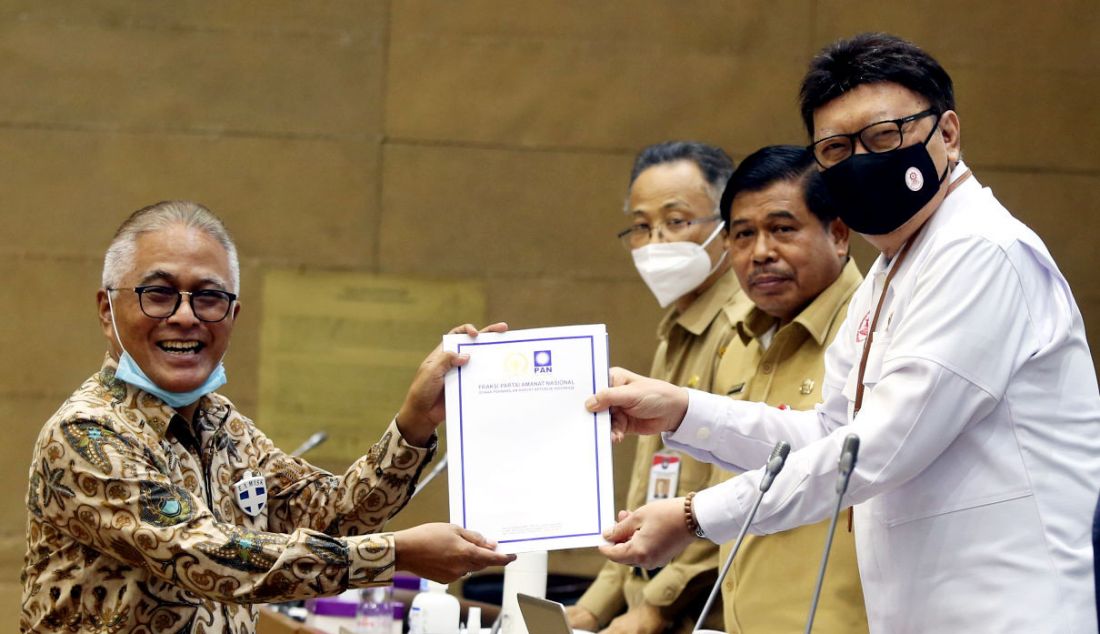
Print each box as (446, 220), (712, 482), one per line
(465, 606), (481, 634)
(408, 579), (460, 634)
(499, 551), (548, 634)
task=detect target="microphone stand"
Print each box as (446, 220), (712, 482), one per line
(411, 453), (448, 500)
(290, 431), (328, 457)
(804, 433), (860, 634)
(692, 441), (791, 632)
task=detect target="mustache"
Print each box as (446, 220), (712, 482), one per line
(747, 267), (794, 285)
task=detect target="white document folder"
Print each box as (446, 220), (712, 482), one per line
(443, 324), (614, 554)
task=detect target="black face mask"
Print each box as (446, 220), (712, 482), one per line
(821, 127), (950, 236)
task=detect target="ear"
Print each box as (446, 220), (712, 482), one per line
(828, 217), (850, 257)
(97, 289), (121, 357)
(230, 300), (242, 322)
(939, 110), (961, 164)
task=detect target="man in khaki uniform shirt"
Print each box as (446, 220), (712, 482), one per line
(709, 146), (867, 633)
(568, 142), (751, 633)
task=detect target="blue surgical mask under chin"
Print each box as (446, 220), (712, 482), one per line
(107, 291), (228, 410)
(114, 351), (227, 409)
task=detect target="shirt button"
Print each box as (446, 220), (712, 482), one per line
(761, 363), (774, 374)
(696, 428), (711, 441)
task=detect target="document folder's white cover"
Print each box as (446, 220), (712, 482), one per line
(443, 324), (613, 554)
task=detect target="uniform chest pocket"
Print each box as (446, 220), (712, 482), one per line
(842, 332), (891, 421)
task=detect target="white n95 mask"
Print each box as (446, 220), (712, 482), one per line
(632, 223), (726, 307)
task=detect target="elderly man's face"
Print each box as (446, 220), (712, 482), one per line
(726, 179), (848, 323)
(626, 160), (724, 252)
(97, 224), (239, 393)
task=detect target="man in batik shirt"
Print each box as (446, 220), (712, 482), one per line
(21, 201), (513, 633)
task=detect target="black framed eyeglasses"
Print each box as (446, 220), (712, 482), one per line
(616, 214), (722, 251)
(810, 108), (940, 168)
(108, 285), (238, 323)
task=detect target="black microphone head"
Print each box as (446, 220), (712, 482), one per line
(835, 434), (861, 495)
(838, 434), (860, 474)
(758, 440), (792, 492)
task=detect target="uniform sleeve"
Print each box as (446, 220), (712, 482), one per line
(575, 560), (629, 625)
(637, 458), (720, 612)
(32, 417), (398, 605)
(250, 418), (435, 537)
(639, 531), (718, 613)
(680, 238), (1040, 542)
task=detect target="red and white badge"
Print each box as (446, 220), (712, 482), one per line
(647, 452), (681, 503)
(856, 311), (871, 343)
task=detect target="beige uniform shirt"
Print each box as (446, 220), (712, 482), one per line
(577, 270), (751, 632)
(21, 356), (432, 633)
(709, 260), (867, 634)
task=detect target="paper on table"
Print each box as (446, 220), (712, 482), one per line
(443, 324), (614, 554)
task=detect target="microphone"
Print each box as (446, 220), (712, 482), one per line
(693, 441), (791, 632)
(290, 431), (328, 457)
(836, 434), (860, 494)
(804, 434), (860, 634)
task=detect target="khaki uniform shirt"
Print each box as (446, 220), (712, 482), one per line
(577, 270), (751, 632)
(21, 356), (433, 633)
(709, 259), (867, 634)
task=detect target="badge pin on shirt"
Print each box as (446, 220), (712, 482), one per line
(233, 470), (267, 517)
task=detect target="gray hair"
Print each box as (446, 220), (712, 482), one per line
(624, 141), (735, 213)
(102, 201), (241, 293)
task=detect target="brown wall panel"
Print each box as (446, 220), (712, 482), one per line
(954, 68), (1099, 172)
(0, 7), (385, 137)
(380, 142), (639, 278)
(0, 1), (386, 33)
(815, 0), (1100, 73)
(0, 129), (379, 268)
(1, 255), (105, 395)
(386, 2), (811, 152)
(390, 0), (813, 52)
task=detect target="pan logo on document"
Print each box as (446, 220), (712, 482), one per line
(533, 350), (553, 374)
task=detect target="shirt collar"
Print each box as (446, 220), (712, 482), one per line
(657, 269), (742, 338)
(736, 258), (863, 347)
(96, 353), (223, 439)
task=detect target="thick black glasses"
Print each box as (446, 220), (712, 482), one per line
(810, 109), (940, 168)
(109, 286), (237, 322)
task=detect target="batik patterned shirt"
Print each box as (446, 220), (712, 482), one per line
(21, 356), (435, 633)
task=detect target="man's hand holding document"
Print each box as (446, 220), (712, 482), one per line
(443, 324), (614, 554)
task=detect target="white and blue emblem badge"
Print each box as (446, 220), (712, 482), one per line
(233, 470), (267, 517)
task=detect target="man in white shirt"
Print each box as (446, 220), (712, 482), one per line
(587, 32), (1100, 633)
